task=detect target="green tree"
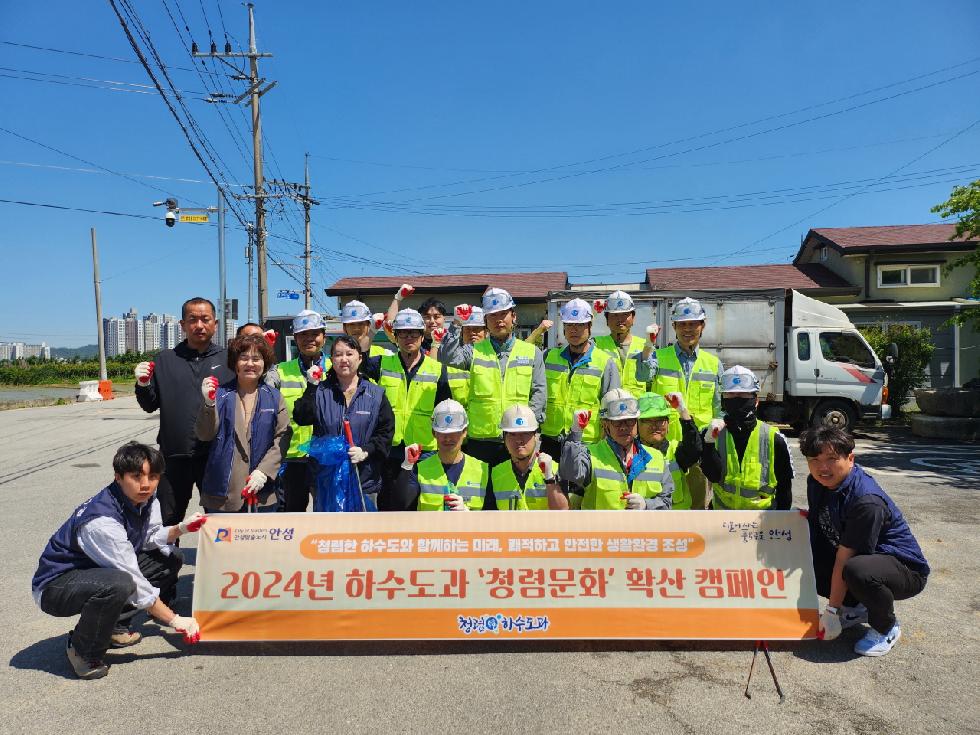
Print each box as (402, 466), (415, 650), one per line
(859, 324), (935, 412)
(931, 179), (980, 328)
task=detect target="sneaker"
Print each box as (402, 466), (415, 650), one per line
(854, 623), (901, 657)
(66, 635), (110, 679)
(840, 604), (869, 629)
(109, 630), (142, 648)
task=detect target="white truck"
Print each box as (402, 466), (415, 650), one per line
(545, 288), (893, 431)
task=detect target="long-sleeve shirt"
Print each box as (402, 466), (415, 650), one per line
(699, 420), (795, 510)
(554, 340), (621, 403)
(635, 343), (723, 419)
(32, 499), (172, 609)
(438, 325), (547, 425)
(362, 351), (453, 410)
(560, 436), (674, 510)
(648, 417), (703, 470)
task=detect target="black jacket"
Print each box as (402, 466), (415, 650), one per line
(135, 340), (235, 458)
(699, 418), (794, 510)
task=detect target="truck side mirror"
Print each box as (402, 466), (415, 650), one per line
(885, 342), (898, 365)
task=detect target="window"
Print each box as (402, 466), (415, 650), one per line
(819, 246), (828, 262)
(818, 332), (876, 368)
(877, 264), (940, 288)
(797, 332), (811, 361)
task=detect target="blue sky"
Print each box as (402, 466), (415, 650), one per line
(2, 1), (979, 346)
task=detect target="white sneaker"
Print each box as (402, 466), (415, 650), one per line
(840, 604), (868, 629)
(854, 623), (901, 657)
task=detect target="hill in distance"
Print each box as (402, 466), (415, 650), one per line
(51, 345), (99, 359)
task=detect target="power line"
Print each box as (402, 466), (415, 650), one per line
(0, 38), (219, 75)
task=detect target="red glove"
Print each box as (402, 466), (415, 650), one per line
(307, 364), (325, 385)
(401, 443), (422, 470)
(263, 329), (278, 346)
(592, 299), (606, 314)
(799, 508), (810, 519)
(396, 284), (415, 301)
(455, 304), (473, 321)
(573, 409), (592, 431)
(372, 313), (386, 330)
(201, 376), (218, 407)
(646, 324), (660, 342)
(178, 513), (207, 534)
(705, 418), (725, 443)
(431, 327), (447, 343)
(134, 361), (155, 387)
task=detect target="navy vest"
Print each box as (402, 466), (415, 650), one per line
(314, 378), (384, 494)
(201, 380), (281, 498)
(811, 464), (929, 576)
(32, 482), (154, 594)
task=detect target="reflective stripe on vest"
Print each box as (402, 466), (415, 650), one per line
(446, 366), (471, 406)
(663, 440), (691, 510)
(594, 334), (647, 397)
(712, 421), (778, 510)
(379, 353), (442, 450)
(468, 338), (536, 439)
(652, 346), (720, 440)
(542, 345), (610, 443)
(491, 460), (550, 510)
(581, 439), (665, 510)
(278, 358), (317, 459)
(416, 453), (488, 512)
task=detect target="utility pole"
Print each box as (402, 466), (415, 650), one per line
(246, 223), (255, 322)
(217, 187), (227, 346)
(268, 166), (320, 309)
(90, 228), (107, 382)
(193, 2), (275, 321)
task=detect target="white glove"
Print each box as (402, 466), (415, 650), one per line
(201, 376), (218, 407)
(169, 614), (201, 644)
(624, 492), (646, 510)
(348, 446), (369, 464)
(664, 391), (687, 414)
(395, 283), (415, 302)
(401, 443), (422, 471)
(178, 512), (207, 534)
(646, 324), (661, 342)
(592, 299), (606, 314)
(307, 364), (325, 385)
(134, 361), (154, 387)
(431, 327), (447, 343)
(371, 313), (386, 331)
(537, 452), (555, 482)
(819, 606), (842, 641)
(454, 303), (473, 324)
(241, 470), (268, 505)
(705, 418), (726, 444)
(444, 493), (469, 511)
(570, 409), (592, 439)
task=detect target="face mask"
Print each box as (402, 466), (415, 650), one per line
(722, 396), (757, 425)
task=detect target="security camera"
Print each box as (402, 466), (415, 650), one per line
(165, 210), (176, 227)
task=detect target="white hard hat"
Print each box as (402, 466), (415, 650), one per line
(293, 309), (325, 333)
(461, 306), (485, 327)
(721, 365), (760, 394)
(559, 298), (593, 324)
(392, 308), (425, 331)
(483, 287), (515, 315)
(600, 388), (640, 420)
(340, 300), (371, 324)
(500, 404), (539, 432)
(670, 297), (707, 322)
(432, 399), (469, 433)
(605, 290), (635, 314)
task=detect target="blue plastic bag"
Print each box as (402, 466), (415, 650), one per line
(303, 434), (377, 512)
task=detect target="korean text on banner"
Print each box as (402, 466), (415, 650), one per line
(192, 511), (819, 641)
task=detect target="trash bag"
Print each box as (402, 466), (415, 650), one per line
(303, 434), (377, 512)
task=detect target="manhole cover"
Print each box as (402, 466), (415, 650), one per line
(71, 463), (100, 468)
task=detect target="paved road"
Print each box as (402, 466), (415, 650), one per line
(2, 398), (977, 735)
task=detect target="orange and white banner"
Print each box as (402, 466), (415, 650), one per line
(192, 511), (819, 641)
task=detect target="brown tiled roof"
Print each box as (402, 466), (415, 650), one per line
(326, 272), (569, 300)
(805, 224), (976, 254)
(644, 263), (854, 291)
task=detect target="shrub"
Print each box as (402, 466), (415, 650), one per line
(859, 324), (935, 412)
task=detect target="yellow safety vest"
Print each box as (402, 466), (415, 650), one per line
(542, 345), (611, 443)
(594, 334), (648, 398)
(491, 460), (552, 510)
(652, 440), (691, 510)
(579, 439), (666, 510)
(652, 346), (720, 441)
(712, 421), (778, 510)
(379, 353), (442, 450)
(446, 366), (471, 406)
(277, 357), (327, 460)
(468, 338), (536, 440)
(416, 453), (488, 511)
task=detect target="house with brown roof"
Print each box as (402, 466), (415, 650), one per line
(794, 224), (979, 387)
(325, 272), (569, 337)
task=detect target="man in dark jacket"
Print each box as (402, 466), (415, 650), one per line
(134, 297), (234, 526)
(802, 426), (929, 657)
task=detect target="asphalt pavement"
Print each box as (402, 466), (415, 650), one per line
(1, 397), (977, 735)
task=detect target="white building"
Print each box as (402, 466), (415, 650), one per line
(103, 318), (126, 357)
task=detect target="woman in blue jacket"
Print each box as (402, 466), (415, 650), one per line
(293, 335), (395, 508)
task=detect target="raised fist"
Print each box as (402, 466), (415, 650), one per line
(592, 299), (607, 314)
(573, 409), (592, 431)
(372, 313), (386, 330)
(664, 391), (687, 414)
(401, 443), (422, 471)
(431, 327), (447, 343)
(454, 304), (473, 323)
(201, 376), (218, 407)
(263, 329), (278, 346)
(537, 452), (554, 480)
(705, 418), (726, 444)
(646, 324), (660, 342)
(396, 283), (415, 301)
(307, 364), (324, 385)
(134, 361), (155, 387)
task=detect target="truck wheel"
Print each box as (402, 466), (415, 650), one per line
(812, 400), (857, 432)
